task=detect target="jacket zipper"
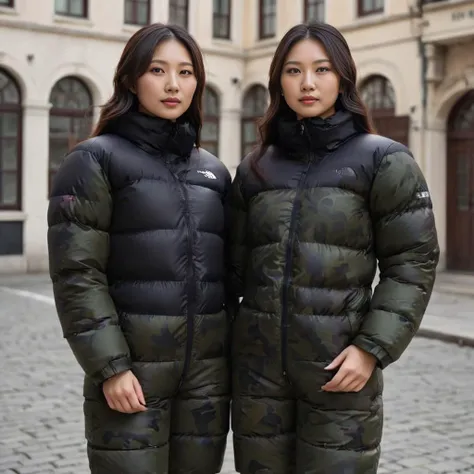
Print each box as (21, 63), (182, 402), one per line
(178, 178), (196, 386)
(281, 122), (313, 380)
(167, 123), (196, 388)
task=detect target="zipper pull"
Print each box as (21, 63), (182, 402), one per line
(300, 122), (305, 135)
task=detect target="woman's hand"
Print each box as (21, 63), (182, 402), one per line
(102, 370), (147, 414)
(322, 345), (377, 392)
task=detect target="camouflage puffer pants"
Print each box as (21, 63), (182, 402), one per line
(232, 334), (384, 474)
(83, 359), (230, 474)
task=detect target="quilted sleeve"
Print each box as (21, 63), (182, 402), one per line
(47, 148), (132, 384)
(352, 148), (440, 369)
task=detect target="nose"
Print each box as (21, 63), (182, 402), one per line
(165, 73), (179, 93)
(301, 70), (316, 92)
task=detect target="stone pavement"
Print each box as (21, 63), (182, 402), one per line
(1, 274), (474, 474)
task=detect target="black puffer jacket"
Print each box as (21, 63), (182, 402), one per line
(48, 112), (231, 473)
(229, 110), (439, 474)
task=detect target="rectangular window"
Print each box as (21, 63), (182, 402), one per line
(55, 0), (88, 18)
(0, 0), (14, 7)
(357, 0), (384, 16)
(124, 0), (150, 26)
(259, 0), (276, 39)
(169, 0), (189, 29)
(213, 0), (231, 39)
(304, 0), (325, 22)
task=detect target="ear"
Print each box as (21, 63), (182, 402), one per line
(130, 86), (136, 94)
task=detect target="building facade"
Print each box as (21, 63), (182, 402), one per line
(0, 0), (473, 273)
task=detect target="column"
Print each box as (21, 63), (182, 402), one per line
(425, 117), (447, 270)
(219, 108), (242, 177)
(22, 100), (51, 272)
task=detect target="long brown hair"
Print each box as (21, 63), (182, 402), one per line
(91, 23), (205, 147)
(251, 22), (375, 175)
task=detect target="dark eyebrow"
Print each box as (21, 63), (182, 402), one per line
(284, 59), (330, 66)
(150, 59), (194, 67)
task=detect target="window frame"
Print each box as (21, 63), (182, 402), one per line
(213, 0), (231, 39)
(54, 0), (88, 18)
(258, 0), (276, 40)
(0, 0), (14, 8)
(241, 85), (267, 158)
(304, 0), (325, 22)
(124, 0), (151, 26)
(357, 0), (384, 17)
(168, 0), (189, 29)
(0, 69), (22, 211)
(48, 77), (93, 195)
(202, 86), (220, 156)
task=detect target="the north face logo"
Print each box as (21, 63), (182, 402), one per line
(197, 170), (217, 179)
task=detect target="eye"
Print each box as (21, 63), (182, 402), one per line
(316, 66), (331, 73)
(151, 67), (164, 74)
(286, 68), (300, 74)
(181, 70), (194, 75)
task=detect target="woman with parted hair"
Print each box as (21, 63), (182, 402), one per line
(48, 23), (231, 474)
(229, 22), (439, 474)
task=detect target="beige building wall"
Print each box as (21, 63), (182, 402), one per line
(1, 0), (474, 272)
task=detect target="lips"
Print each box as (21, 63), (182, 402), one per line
(299, 96), (318, 104)
(162, 98), (181, 104)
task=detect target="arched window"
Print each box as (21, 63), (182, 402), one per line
(360, 75), (395, 116)
(0, 69), (22, 210)
(241, 85), (267, 157)
(48, 76), (93, 193)
(360, 74), (409, 146)
(202, 86), (220, 156)
(449, 91), (474, 132)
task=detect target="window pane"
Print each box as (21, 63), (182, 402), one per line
(0, 72), (20, 105)
(2, 139), (18, 171)
(51, 78), (92, 109)
(1, 171), (17, 205)
(137, 2), (149, 24)
(222, 0), (230, 14)
(124, 0), (133, 22)
(72, 116), (91, 138)
(0, 82), (20, 104)
(456, 156), (470, 211)
(55, 0), (68, 13)
(0, 113), (18, 137)
(70, 0), (85, 16)
(202, 122), (218, 141)
(243, 121), (257, 142)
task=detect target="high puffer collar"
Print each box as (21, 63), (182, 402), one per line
(276, 110), (359, 158)
(110, 112), (196, 160)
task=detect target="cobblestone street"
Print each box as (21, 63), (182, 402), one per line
(1, 275), (474, 474)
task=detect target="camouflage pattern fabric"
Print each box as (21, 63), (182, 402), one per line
(48, 113), (231, 473)
(228, 115), (439, 474)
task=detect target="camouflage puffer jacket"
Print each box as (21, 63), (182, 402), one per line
(229, 110), (439, 474)
(48, 112), (231, 473)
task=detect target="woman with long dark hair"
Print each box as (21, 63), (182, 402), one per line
(229, 22), (439, 474)
(48, 23), (231, 473)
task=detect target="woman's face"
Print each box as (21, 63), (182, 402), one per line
(280, 38), (341, 120)
(134, 39), (197, 120)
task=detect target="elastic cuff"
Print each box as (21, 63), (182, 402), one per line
(351, 336), (393, 369)
(94, 356), (133, 384)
